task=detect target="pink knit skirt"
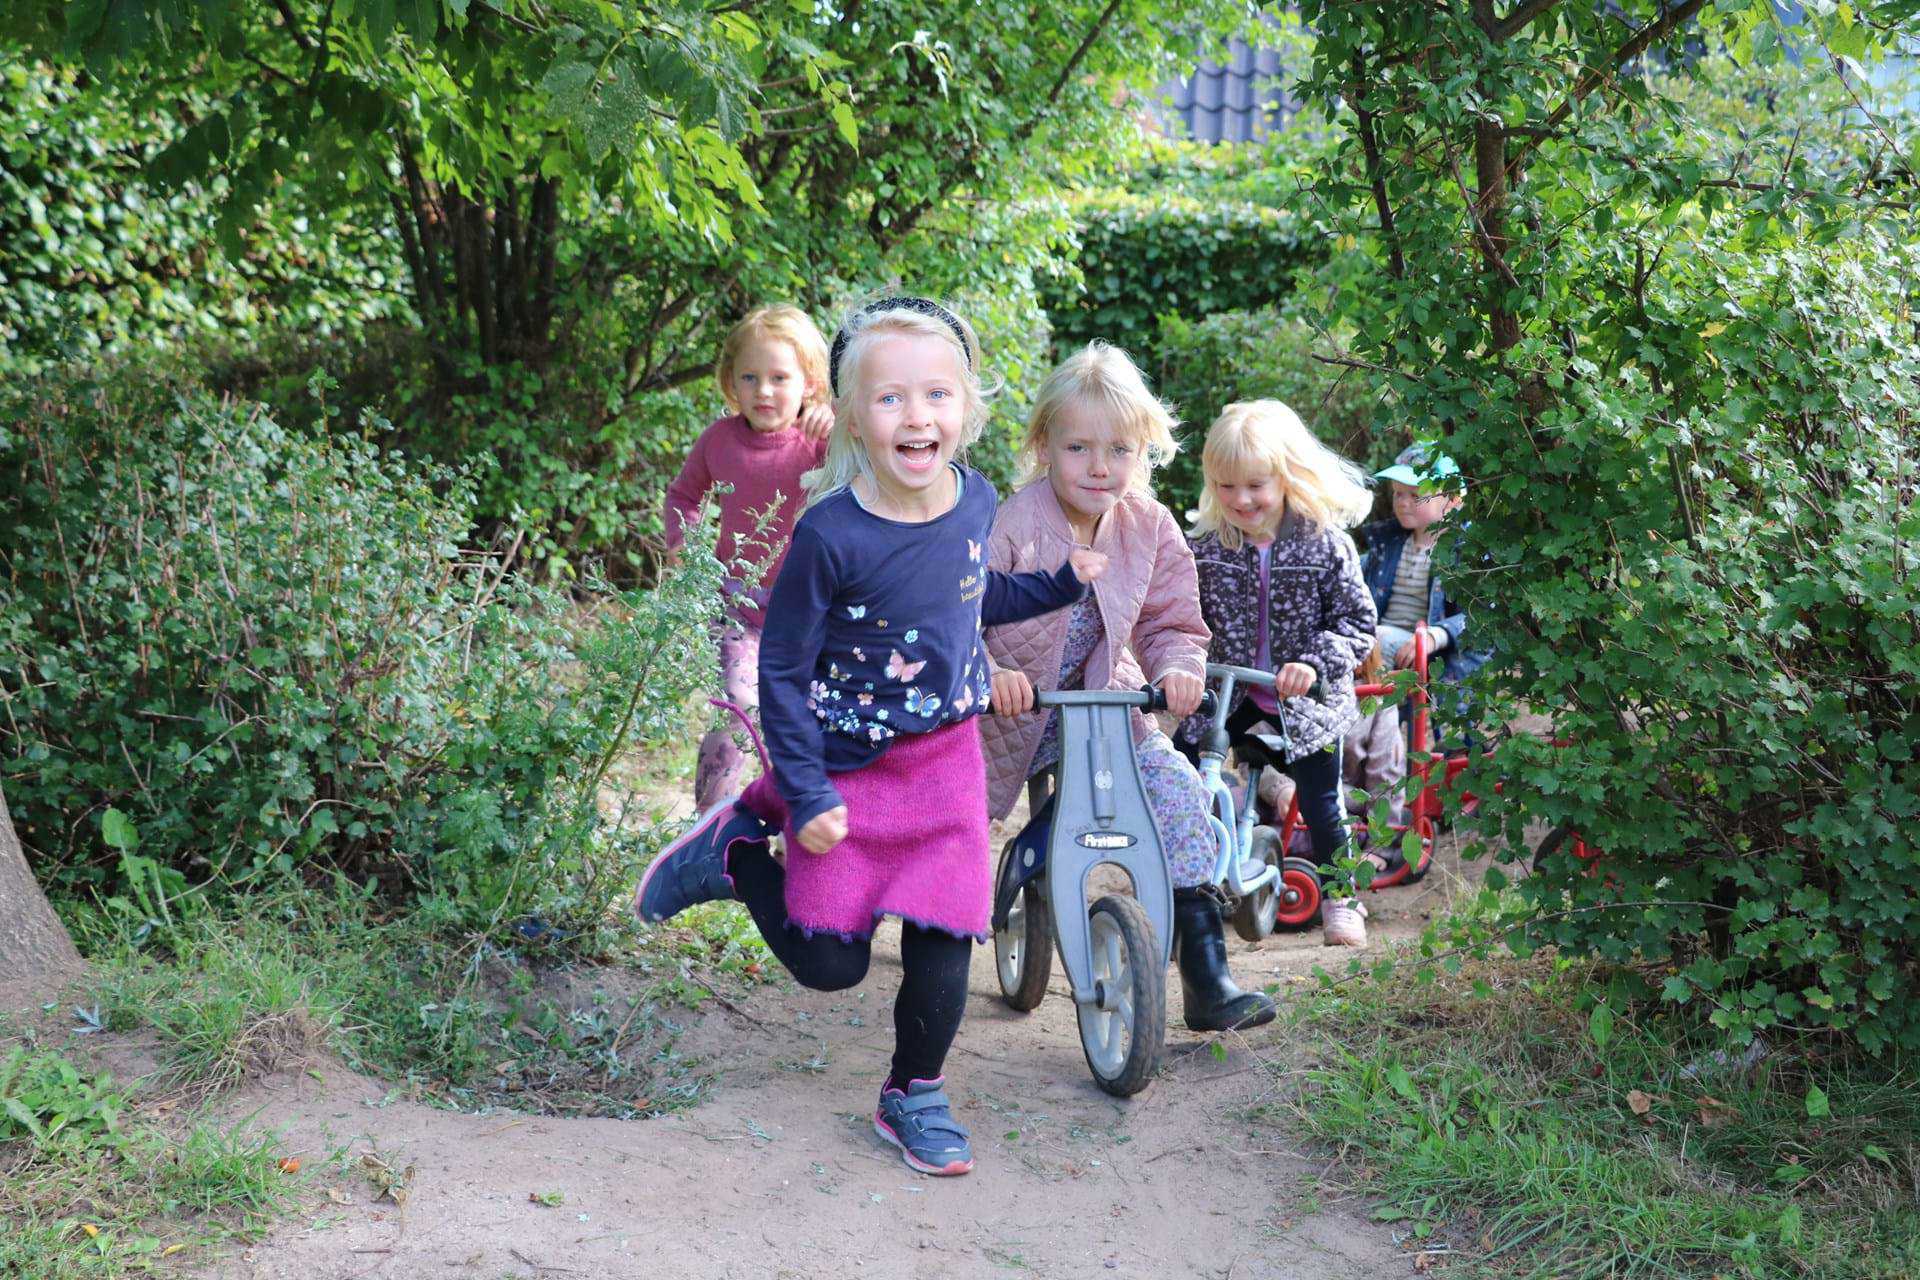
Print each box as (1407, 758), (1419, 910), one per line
(741, 718), (991, 941)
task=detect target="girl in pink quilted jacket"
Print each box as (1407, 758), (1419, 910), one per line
(981, 342), (1277, 1033)
(1174, 401), (1380, 947)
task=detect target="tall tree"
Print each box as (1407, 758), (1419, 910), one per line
(0, 785), (81, 984)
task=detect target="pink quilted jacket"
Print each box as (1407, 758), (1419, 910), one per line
(980, 479), (1210, 820)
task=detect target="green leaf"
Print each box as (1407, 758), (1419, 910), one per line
(1588, 1002), (1614, 1051)
(831, 100), (858, 148)
(1384, 1061), (1418, 1102)
(1805, 1085), (1830, 1118)
(100, 807), (137, 852)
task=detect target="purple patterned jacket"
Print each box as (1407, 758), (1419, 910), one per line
(1175, 517), (1378, 760)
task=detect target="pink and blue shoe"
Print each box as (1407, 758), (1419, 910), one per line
(633, 797), (769, 924)
(874, 1078), (974, 1176)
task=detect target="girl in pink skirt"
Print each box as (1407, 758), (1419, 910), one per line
(635, 296), (1103, 1176)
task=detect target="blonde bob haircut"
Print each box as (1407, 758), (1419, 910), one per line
(1020, 341), (1180, 494)
(1194, 399), (1373, 547)
(805, 297), (993, 505)
(715, 304), (831, 412)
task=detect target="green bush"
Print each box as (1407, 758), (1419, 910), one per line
(1040, 190), (1318, 358)
(0, 362), (723, 926)
(1460, 230), (1920, 1051)
(0, 63), (399, 375)
(1150, 307), (1388, 511)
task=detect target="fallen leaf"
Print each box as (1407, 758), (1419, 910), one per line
(79, 1225), (99, 1239)
(325, 1188), (351, 1204)
(162, 1244), (185, 1257)
(1697, 1096), (1739, 1128)
(1626, 1089), (1653, 1117)
(1413, 1251), (1438, 1272)
(278, 1156), (301, 1174)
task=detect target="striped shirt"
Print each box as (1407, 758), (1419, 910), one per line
(1379, 542), (1432, 629)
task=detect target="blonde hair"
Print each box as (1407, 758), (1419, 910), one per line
(715, 304), (830, 412)
(1020, 341), (1179, 495)
(805, 298), (991, 505)
(1194, 399), (1372, 548)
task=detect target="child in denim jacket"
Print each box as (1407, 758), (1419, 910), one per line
(1360, 444), (1491, 748)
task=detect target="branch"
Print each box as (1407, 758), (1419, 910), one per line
(1448, 145), (1520, 289)
(271, 0), (315, 52)
(1527, 0), (1710, 152)
(1699, 176), (1916, 210)
(1039, 0), (1125, 113)
(1351, 51), (1405, 280)
(1495, 0), (1562, 41)
(635, 360), (717, 393)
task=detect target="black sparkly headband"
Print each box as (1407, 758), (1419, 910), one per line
(828, 296), (973, 396)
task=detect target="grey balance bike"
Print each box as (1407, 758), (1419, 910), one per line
(990, 684), (1218, 1097)
(1192, 663), (1328, 938)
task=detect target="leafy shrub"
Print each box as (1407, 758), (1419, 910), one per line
(1150, 307), (1388, 510)
(1040, 190), (1318, 358)
(0, 63), (399, 375)
(0, 362), (723, 926)
(1460, 230), (1920, 1051)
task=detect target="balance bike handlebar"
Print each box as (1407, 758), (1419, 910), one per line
(1034, 685), (1220, 720)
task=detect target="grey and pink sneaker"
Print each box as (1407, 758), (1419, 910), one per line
(632, 798), (768, 923)
(874, 1078), (974, 1176)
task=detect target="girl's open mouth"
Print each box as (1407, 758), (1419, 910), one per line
(897, 441), (940, 468)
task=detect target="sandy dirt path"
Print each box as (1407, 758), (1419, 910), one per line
(196, 821), (1487, 1280)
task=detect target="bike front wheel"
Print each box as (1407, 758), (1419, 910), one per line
(1076, 895), (1166, 1097)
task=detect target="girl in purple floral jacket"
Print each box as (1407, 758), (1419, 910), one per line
(1175, 401), (1380, 946)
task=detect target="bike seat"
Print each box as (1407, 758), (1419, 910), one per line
(1233, 730), (1294, 771)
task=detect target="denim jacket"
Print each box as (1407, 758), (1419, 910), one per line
(1358, 518), (1490, 683)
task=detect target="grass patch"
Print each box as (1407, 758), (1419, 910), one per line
(1274, 952), (1920, 1279)
(75, 880), (772, 1119)
(1, 1046), (298, 1277)
(3, 878), (774, 1274)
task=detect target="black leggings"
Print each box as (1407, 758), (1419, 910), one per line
(727, 840), (972, 1087)
(1192, 701), (1352, 865)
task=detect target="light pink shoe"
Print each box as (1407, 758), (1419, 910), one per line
(1322, 898), (1369, 947)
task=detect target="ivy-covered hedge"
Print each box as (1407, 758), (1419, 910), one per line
(0, 64), (399, 374)
(1041, 190), (1319, 357)
(0, 364), (721, 929)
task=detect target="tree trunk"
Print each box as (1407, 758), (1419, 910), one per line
(0, 784), (81, 979)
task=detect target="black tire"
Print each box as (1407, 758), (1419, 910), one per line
(993, 844), (1052, 1012)
(1231, 826), (1285, 941)
(1076, 895), (1166, 1098)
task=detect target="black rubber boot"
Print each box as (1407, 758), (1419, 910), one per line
(1173, 889), (1277, 1033)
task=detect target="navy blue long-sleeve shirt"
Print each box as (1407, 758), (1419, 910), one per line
(758, 465), (1085, 831)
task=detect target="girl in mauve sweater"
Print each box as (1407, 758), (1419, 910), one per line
(663, 304), (834, 810)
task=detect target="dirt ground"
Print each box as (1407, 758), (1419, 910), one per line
(180, 815), (1490, 1280)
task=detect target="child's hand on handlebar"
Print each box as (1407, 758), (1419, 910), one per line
(1158, 671), (1206, 718)
(990, 670), (1035, 717)
(797, 805), (848, 855)
(1067, 548), (1107, 584)
(1274, 661), (1317, 698)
